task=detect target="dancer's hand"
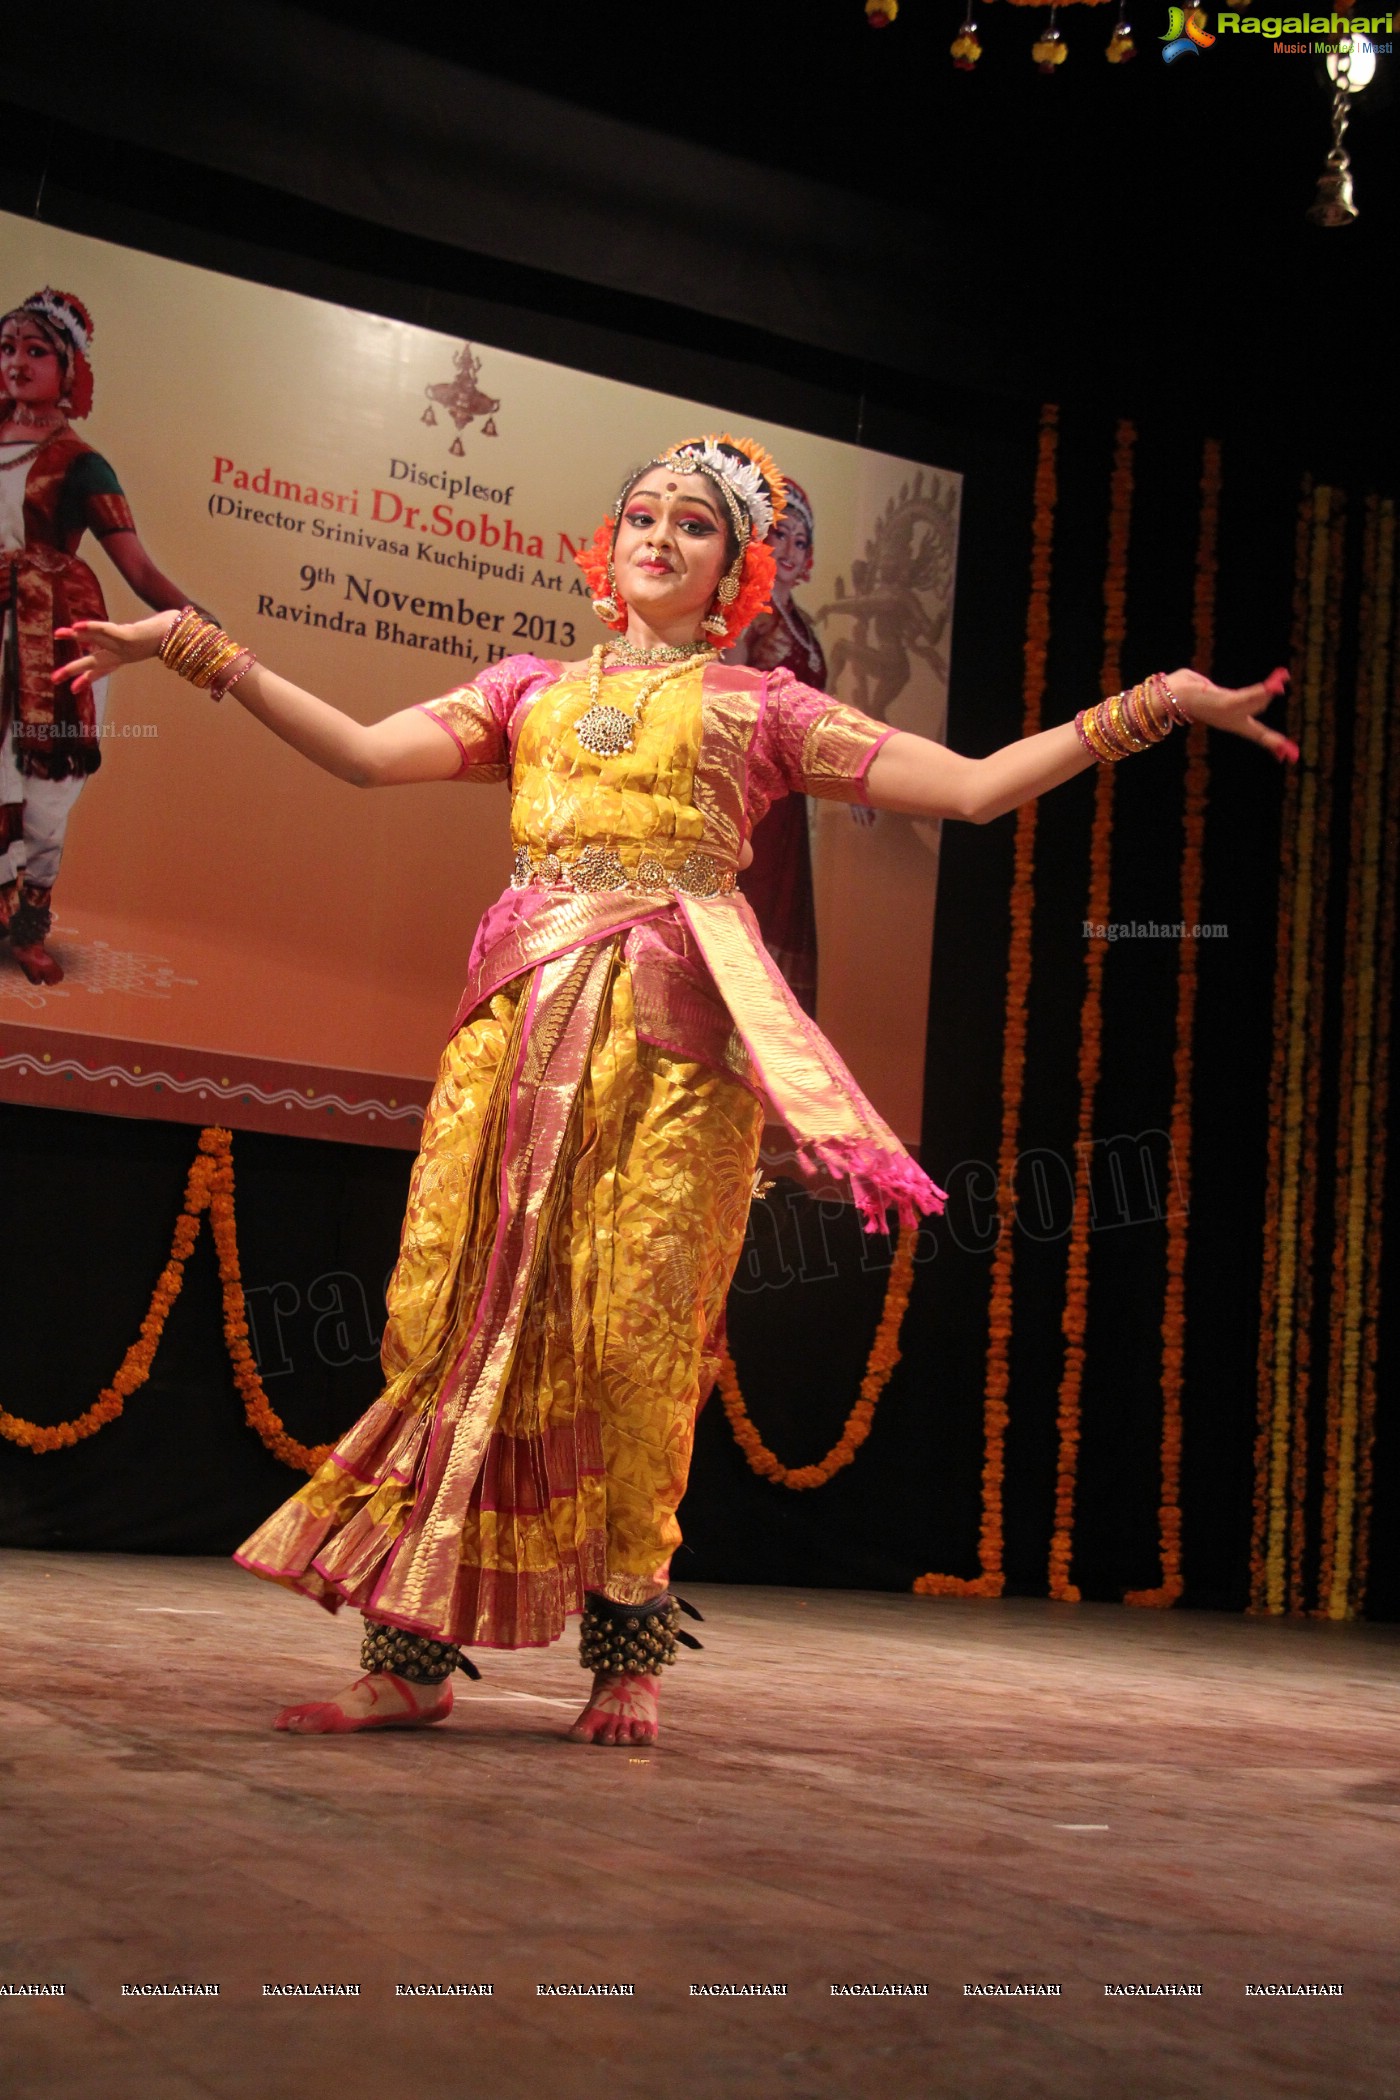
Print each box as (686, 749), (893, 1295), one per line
(51, 612), (180, 696)
(1163, 667), (1299, 764)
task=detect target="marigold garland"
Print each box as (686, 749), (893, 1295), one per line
(914, 402), (1058, 1600)
(1287, 500), (1344, 1613)
(1321, 498), (1395, 1617)
(1351, 498), (1399, 1616)
(0, 1127), (330, 1475)
(719, 1226), (917, 1490)
(1125, 438), (1220, 1609)
(1317, 500), (1374, 1614)
(1254, 487), (1333, 1614)
(1249, 483), (1312, 1612)
(1046, 417), (1135, 1605)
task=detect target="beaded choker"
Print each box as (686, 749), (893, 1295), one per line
(604, 635), (714, 669)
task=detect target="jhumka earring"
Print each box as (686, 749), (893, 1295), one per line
(591, 556), (622, 624)
(701, 559), (743, 639)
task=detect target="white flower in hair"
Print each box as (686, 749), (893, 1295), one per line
(688, 440), (775, 541)
(23, 288), (92, 355)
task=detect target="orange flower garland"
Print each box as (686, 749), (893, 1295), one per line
(719, 1225), (917, 1490)
(1287, 500), (1344, 1612)
(0, 1127), (330, 1475)
(204, 1130), (332, 1474)
(1321, 498), (1395, 1617)
(1249, 483), (1312, 1611)
(0, 1141), (214, 1453)
(1351, 497), (1398, 1617)
(1253, 487), (1333, 1613)
(1046, 417), (1135, 1605)
(914, 402), (1058, 1600)
(1317, 499), (1375, 1613)
(1126, 438), (1220, 1609)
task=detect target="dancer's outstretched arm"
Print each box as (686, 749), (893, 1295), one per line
(866, 667), (1296, 825)
(52, 611), (460, 788)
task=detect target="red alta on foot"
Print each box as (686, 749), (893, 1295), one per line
(274, 1672), (453, 1735)
(10, 940), (64, 986)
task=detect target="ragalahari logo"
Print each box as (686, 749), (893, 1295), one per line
(1162, 5), (1217, 54)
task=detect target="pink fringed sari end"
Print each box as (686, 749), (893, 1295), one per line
(677, 890), (945, 1232)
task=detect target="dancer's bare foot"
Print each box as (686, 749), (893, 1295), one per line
(567, 1671), (660, 1746)
(274, 1670), (452, 1735)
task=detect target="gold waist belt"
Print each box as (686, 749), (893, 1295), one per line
(509, 843), (737, 900)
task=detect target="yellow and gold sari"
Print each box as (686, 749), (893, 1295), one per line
(236, 657), (943, 1647)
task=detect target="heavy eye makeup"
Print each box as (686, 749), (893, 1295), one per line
(624, 506), (718, 539)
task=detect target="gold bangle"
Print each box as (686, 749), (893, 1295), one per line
(1093, 698), (1135, 758)
(181, 630), (236, 686)
(209, 647), (256, 701)
(1080, 708), (1124, 763)
(1128, 681), (1168, 741)
(1124, 681), (1165, 745)
(167, 624), (219, 676)
(158, 607), (201, 667)
(1106, 693), (1143, 752)
(160, 611), (253, 694)
(188, 636), (239, 688)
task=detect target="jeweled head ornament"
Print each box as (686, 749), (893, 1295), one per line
(656, 435), (787, 544)
(1, 287), (96, 419)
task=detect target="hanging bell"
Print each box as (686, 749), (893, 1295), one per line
(449, 437), (465, 456)
(1306, 145), (1358, 226)
(422, 406), (437, 426)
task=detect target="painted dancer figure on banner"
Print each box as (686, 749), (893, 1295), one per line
(0, 288), (196, 986)
(723, 477), (823, 1014)
(815, 471), (957, 724)
(58, 433), (1296, 1750)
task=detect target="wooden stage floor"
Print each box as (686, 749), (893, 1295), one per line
(1, 1550), (1396, 2100)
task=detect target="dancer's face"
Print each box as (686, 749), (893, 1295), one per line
(613, 472), (733, 636)
(0, 320), (64, 410)
(769, 515), (812, 599)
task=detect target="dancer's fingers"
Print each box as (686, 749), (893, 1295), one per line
(51, 654), (96, 686)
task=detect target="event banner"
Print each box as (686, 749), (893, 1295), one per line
(0, 214), (960, 1152)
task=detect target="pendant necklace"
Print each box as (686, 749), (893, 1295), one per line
(574, 642), (710, 759)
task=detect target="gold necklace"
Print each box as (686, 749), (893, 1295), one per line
(11, 405), (65, 432)
(0, 435), (57, 472)
(606, 634), (712, 668)
(574, 643), (708, 758)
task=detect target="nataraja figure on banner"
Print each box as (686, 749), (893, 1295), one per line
(724, 477), (823, 1015)
(0, 288), (196, 986)
(56, 433), (1297, 1749)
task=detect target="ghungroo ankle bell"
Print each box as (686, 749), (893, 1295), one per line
(360, 1618), (481, 1685)
(577, 1592), (703, 1676)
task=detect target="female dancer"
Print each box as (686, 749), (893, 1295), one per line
(1, 287), (195, 985)
(54, 433), (1295, 1748)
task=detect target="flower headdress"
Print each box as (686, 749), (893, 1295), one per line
(574, 432), (789, 650)
(1, 288), (96, 419)
(780, 477), (815, 545)
(777, 476), (816, 580)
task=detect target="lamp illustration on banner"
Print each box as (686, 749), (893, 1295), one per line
(422, 343), (501, 443)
